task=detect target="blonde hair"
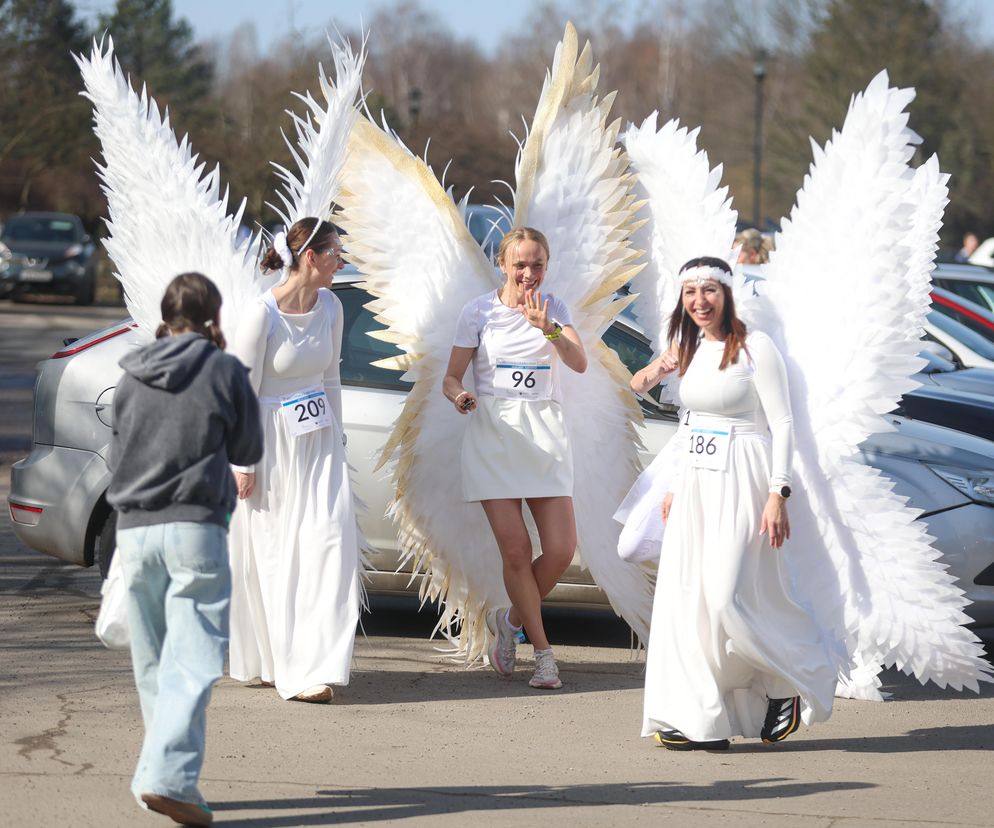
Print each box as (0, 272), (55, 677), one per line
(496, 227), (551, 268)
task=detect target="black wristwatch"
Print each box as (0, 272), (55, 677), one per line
(778, 485), (792, 499)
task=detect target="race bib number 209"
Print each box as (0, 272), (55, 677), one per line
(281, 386), (332, 437)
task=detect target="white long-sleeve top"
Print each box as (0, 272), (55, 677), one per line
(228, 288), (344, 473)
(677, 330), (793, 491)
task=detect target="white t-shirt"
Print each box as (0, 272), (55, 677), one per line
(453, 290), (573, 403)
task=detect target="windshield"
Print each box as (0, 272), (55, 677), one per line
(2, 216), (80, 244)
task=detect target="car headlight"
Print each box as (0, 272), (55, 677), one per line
(927, 464), (994, 505)
(65, 243), (84, 258)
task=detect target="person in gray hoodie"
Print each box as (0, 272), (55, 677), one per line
(107, 272), (263, 828)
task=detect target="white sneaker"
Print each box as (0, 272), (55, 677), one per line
(529, 648), (562, 689)
(485, 606), (517, 677)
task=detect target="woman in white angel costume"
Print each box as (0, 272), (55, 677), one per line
(227, 218), (361, 704)
(631, 257), (838, 750)
(443, 226), (587, 689)
(336, 23), (655, 677)
(75, 35), (368, 704)
(617, 72), (992, 750)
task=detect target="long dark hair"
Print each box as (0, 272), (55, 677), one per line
(260, 217), (338, 272)
(155, 272), (226, 350)
(667, 256), (747, 376)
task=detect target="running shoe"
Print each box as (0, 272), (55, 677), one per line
(485, 606), (517, 677)
(653, 730), (729, 751)
(761, 696), (801, 743)
(528, 648), (563, 689)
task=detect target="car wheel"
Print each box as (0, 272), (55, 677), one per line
(96, 509), (117, 580)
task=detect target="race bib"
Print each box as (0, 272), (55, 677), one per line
(281, 386), (332, 437)
(687, 419), (733, 471)
(493, 356), (552, 400)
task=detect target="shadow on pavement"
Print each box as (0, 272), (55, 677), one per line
(212, 777), (875, 825)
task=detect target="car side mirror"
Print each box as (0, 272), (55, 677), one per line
(920, 340), (956, 366)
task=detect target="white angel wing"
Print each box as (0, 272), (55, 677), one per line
(337, 115), (504, 658)
(75, 38), (259, 335)
(621, 114), (738, 353)
(613, 114), (739, 561)
(512, 23), (654, 641)
(765, 71), (992, 697)
(270, 34), (365, 228)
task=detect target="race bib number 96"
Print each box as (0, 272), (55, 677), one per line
(688, 424), (732, 471)
(493, 357), (552, 400)
(281, 386), (332, 438)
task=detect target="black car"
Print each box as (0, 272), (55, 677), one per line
(0, 212), (98, 304)
(898, 350), (994, 442)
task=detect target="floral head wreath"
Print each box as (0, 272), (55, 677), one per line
(679, 264), (733, 287)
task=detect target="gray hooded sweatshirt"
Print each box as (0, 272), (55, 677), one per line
(107, 333), (263, 530)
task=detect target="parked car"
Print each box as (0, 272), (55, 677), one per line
(925, 311), (994, 369)
(931, 262), (994, 314)
(930, 285), (994, 341)
(8, 278), (994, 635)
(0, 212), (98, 304)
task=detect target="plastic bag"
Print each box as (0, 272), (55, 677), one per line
(95, 550), (130, 649)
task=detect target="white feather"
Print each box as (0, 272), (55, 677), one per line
(270, 33), (366, 226)
(75, 37), (260, 335)
(765, 71), (992, 696)
(513, 22), (654, 642)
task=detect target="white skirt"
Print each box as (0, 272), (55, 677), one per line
(461, 396), (573, 501)
(228, 400), (361, 700)
(642, 429), (837, 741)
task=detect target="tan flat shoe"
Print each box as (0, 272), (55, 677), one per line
(293, 684), (333, 703)
(141, 793), (213, 826)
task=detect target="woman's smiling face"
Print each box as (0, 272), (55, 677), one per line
(681, 279), (725, 338)
(501, 239), (548, 298)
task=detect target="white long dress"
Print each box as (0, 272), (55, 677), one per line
(227, 288), (361, 700)
(642, 331), (839, 741)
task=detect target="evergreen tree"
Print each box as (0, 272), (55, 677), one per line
(0, 0), (93, 210)
(98, 0), (214, 129)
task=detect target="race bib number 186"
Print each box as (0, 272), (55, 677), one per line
(281, 386), (332, 437)
(688, 424), (733, 471)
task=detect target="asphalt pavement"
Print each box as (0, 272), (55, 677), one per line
(1, 300), (992, 827)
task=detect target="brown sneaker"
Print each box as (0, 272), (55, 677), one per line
(293, 684), (333, 703)
(141, 793), (213, 826)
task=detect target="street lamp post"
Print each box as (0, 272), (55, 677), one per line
(752, 50), (767, 229)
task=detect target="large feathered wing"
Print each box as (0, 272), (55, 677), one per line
(270, 34), (365, 228)
(75, 37), (259, 335)
(612, 115), (739, 562)
(765, 71), (992, 697)
(337, 115), (504, 658)
(511, 23), (654, 641)
(621, 114), (738, 353)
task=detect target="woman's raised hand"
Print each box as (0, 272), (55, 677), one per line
(522, 289), (552, 332)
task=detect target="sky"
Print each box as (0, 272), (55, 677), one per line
(74, 0), (994, 54)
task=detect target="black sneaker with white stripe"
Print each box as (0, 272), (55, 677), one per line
(654, 729), (730, 751)
(761, 696), (801, 743)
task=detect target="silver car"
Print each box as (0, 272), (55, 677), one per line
(8, 280), (994, 634)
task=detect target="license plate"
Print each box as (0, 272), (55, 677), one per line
(20, 268), (52, 283)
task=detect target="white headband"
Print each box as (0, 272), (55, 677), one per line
(679, 265), (732, 287)
(271, 219), (327, 285)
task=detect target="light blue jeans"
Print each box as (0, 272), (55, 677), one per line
(117, 521), (230, 808)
